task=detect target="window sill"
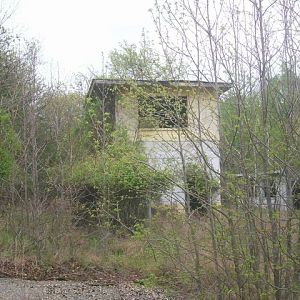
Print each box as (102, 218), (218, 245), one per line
(138, 127), (187, 132)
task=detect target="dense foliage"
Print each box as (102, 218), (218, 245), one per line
(68, 129), (169, 228)
(0, 107), (19, 181)
(1, 2), (300, 298)
(186, 163), (218, 213)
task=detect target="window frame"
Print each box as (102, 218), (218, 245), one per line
(138, 95), (188, 129)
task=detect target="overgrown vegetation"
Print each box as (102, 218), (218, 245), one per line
(1, 1), (300, 299)
(68, 129), (168, 228)
(186, 163), (218, 214)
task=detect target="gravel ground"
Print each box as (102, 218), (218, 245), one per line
(0, 278), (172, 300)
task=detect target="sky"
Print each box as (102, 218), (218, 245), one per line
(5, 0), (156, 83)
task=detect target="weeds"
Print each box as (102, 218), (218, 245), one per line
(0, 203), (299, 298)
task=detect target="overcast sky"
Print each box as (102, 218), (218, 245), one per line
(6, 0), (156, 82)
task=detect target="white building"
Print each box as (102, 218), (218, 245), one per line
(88, 79), (230, 210)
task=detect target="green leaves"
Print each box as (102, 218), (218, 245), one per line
(0, 146), (13, 181)
(108, 40), (163, 80)
(66, 128), (169, 228)
(69, 131), (166, 195)
(186, 163), (218, 213)
(0, 108), (19, 181)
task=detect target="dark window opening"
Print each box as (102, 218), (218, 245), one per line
(248, 178), (258, 198)
(139, 96), (188, 128)
(263, 179), (277, 198)
(292, 181), (300, 210)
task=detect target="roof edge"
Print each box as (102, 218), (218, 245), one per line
(88, 78), (231, 93)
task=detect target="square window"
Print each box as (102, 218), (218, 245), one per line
(139, 96), (188, 129)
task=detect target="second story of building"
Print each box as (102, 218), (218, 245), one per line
(87, 79), (230, 144)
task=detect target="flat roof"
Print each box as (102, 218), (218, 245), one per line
(87, 78), (231, 97)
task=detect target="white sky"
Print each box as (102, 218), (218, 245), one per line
(6, 0), (156, 83)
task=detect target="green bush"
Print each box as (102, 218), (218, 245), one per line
(0, 108), (19, 182)
(186, 163), (218, 213)
(0, 147), (14, 181)
(68, 129), (169, 229)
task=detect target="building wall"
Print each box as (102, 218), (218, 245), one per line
(115, 86), (221, 206)
(115, 92), (139, 139)
(255, 179), (289, 210)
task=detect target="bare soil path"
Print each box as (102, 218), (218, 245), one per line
(0, 278), (171, 300)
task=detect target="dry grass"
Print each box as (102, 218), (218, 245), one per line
(0, 203), (299, 299)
